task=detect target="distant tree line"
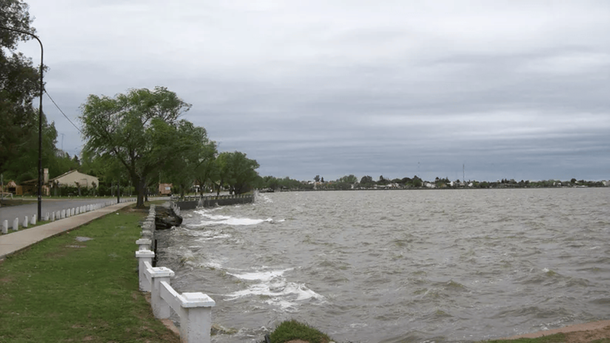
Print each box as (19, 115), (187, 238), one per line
(255, 174), (608, 191)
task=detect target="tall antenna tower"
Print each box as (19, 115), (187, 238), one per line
(463, 164), (465, 183)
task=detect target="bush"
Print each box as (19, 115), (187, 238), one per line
(268, 320), (332, 343)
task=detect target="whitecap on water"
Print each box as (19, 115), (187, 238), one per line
(228, 268), (293, 282)
(225, 268), (324, 310)
(192, 211), (273, 226)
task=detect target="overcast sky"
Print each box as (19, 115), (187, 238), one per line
(15, 0), (610, 182)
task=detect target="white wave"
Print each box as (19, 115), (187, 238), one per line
(228, 268), (292, 282)
(225, 268), (324, 309)
(225, 280), (324, 308)
(258, 194), (273, 203)
(196, 233), (232, 242)
(192, 210), (273, 226)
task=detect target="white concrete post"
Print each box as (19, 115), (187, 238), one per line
(150, 267), (175, 318)
(180, 293), (216, 343)
(13, 218), (19, 231)
(136, 238), (152, 251)
(75, 207), (80, 215)
(51, 212), (55, 221)
(30, 214), (36, 225)
(23, 216), (28, 228)
(2, 220), (7, 234)
(44, 213), (49, 221)
(135, 250), (155, 291)
(71, 208), (75, 216)
(141, 230), (153, 240)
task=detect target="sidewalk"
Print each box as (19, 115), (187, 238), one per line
(0, 201), (135, 259)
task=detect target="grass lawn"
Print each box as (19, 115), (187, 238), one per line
(0, 199), (37, 207)
(0, 205), (179, 343)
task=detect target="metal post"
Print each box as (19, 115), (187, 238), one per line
(0, 27), (44, 220)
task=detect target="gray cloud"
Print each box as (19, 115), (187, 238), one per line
(17, 0), (610, 182)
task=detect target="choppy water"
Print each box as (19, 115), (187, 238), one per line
(155, 189), (610, 342)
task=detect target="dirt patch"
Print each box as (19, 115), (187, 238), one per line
(563, 323), (610, 343)
(506, 320), (610, 342)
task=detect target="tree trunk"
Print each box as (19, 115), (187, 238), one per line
(133, 176), (145, 208)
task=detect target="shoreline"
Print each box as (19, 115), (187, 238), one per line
(502, 319), (610, 341)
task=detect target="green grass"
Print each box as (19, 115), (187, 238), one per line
(0, 205), (180, 343)
(268, 320), (332, 343)
(0, 199), (37, 207)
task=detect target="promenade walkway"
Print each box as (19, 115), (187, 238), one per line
(0, 201), (135, 259)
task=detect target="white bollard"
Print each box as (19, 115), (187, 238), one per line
(13, 218), (19, 231)
(135, 250), (155, 291)
(136, 238), (152, 251)
(149, 266), (175, 318)
(71, 208), (75, 216)
(23, 216), (28, 228)
(61, 210), (65, 219)
(44, 213), (49, 221)
(51, 212), (56, 221)
(75, 207), (79, 215)
(180, 293), (215, 343)
(2, 220), (7, 234)
(31, 214), (36, 225)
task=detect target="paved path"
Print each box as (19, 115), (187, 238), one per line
(0, 201), (135, 258)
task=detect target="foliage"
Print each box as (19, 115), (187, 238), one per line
(1, 113), (58, 183)
(216, 151), (260, 195)
(360, 175), (374, 186)
(0, 0), (55, 176)
(162, 120), (216, 197)
(80, 86), (192, 207)
(268, 320), (332, 343)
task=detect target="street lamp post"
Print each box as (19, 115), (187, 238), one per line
(0, 26), (44, 220)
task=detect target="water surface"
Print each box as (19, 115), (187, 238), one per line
(156, 188), (610, 342)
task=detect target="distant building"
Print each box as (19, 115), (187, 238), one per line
(49, 170), (99, 189)
(159, 183), (173, 195)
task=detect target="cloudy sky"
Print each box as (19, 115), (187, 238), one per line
(15, 0), (610, 182)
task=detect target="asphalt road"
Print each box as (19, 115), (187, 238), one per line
(0, 198), (126, 226)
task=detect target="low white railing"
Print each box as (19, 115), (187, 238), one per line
(1, 198), (137, 234)
(135, 205), (215, 343)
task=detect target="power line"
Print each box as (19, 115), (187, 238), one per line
(44, 89), (82, 134)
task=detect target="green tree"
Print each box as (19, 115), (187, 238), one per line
(162, 120), (216, 198)
(80, 86), (192, 208)
(216, 151), (260, 195)
(0, 0), (45, 175)
(338, 174), (358, 184)
(360, 175), (374, 186)
(314, 175), (320, 182)
(2, 114), (57, 184)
